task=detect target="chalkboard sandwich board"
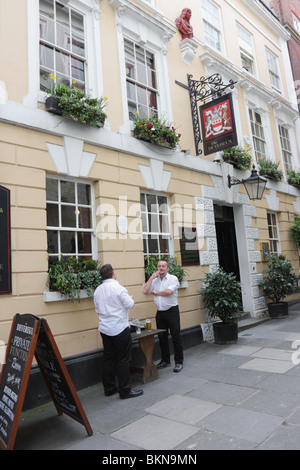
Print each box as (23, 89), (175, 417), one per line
(0, 314), (93, 450)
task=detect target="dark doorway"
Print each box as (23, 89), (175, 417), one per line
(214, 205), (240, 281)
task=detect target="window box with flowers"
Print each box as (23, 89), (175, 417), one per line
(258, 157), (283, 182)
(222, 146), (252, 172)
(45, 75), (108, 128)
(287, 170), (300, 189)
(144, 255), (187, 286)
(133, 113), (181, 149)
(46, 257), (102, 303)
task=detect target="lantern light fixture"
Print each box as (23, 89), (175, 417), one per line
(228, 165), (267, 200)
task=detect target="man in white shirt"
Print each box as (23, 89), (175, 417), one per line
(143, 260), (184, 373)
(94, 264), (143, 399)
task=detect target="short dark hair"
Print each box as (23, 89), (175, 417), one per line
(100, 264), (114, 280)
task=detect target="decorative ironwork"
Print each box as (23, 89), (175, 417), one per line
(176, 73), (237, 156)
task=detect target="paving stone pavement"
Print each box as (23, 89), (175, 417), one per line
(13, 304), (300, 451)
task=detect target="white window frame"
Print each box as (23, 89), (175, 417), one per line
(39, 0), (87, 92)
(201, 0), (224, 54)
(46, 175), (97, 262)
(124, 38), (159, 119)
(111, 0), (174, 134)
(248, 107), (268, 161)
(267, 211), (280, 255)
(141, 191), (174, 258)
(24, 0), (103, 107)
(278, 124), (293, 174)
(236, 23), (256, 76)
(266, 48), (281, 93)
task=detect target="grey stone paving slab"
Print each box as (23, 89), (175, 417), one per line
(285, 407), (300, 425)
(218, 345), (263, 356)
(67, 432), (141, 450)
(198, 406), (283, 444)
(175, 428), (256, 450)
(145, 394), (222, 425)
(111, 415), (199, 450)
(251, 347), (293, 362)
(239, 388), (300, 418)
(256, 424), (300, 450)
(239, 358), (296, 374)
(254, 371), (300, 392)
(187, 381), (257, 406)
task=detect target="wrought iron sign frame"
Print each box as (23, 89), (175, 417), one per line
(176, 73), (237, 156)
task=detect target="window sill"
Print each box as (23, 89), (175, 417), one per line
(179, 281), (189, 289)
(43, 290), (92, 303)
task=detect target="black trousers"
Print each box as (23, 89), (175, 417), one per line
(100, 327), (132, 397)
(156, 305), (183, 365)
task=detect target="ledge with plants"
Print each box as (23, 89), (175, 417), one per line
(133, 112), (181, 149)
(222, 146), (252, 172)
(45, 257), (102, 303)
(287, 170), (300, 189)
(45, 75), (107, 128)
(144, 255), (187, 286)
(257, 157), (283, 182)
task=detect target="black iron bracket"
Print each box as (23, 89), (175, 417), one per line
(175, 73), (237, 156)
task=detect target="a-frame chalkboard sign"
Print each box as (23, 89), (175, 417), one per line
(0, 314), (93, 450)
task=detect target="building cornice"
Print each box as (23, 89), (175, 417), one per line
(240, 0), (290, 40)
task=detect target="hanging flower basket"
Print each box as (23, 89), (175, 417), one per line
(45, 96), (63, 116)
(45, 75), (107, 128)
(133, 112), (181, 149)
(257, 157), (282, 182)
(222, 146), (252, 172)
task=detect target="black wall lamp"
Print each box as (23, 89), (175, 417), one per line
(228, 165), (267, 200)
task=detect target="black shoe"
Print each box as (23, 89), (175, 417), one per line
(173, 363), (183, 373)
(120, 389), (144, 399)
(104, 388), (118, 396)
(156, 360), (171, 369)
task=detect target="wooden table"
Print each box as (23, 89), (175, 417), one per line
(130, 329), (166, 384)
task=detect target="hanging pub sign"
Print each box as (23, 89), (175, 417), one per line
(0, 185), (11, 295)
(200, 93), (238, 156)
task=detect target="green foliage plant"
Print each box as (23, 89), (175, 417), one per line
(133, 111), (181, 149)
(222, 146), (252, 171)
(257, 157), (283, 181)
(47, 257), (102, 302)
(47, 75), (107, 128)
(287, 170), (300, 187)
(199, 266), (242, 324)
(289, 214), (300, 252)
(144, 255), (186, 284)
(259, 254), (296, 304)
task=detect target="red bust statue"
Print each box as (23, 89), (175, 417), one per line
(175, 8), (194, 40)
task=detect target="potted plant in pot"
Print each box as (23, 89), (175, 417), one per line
(133, 111), (181, 149)
(45, 75), (108, 128)
(200, 266), (242, 344)
(259, 254), (297, 318)
(222, 146), (252, 172)
(47, 257), (102, 302)
(258, 157), (283, 182)
(287, 170), (300, 189)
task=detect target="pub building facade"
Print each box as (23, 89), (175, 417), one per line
(1, 0), (300, 406)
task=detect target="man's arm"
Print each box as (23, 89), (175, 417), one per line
(143, 271), (159, 294)
(152, 288), (173, 296)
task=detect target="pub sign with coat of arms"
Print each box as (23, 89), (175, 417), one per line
(200, 93), (238, 155)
